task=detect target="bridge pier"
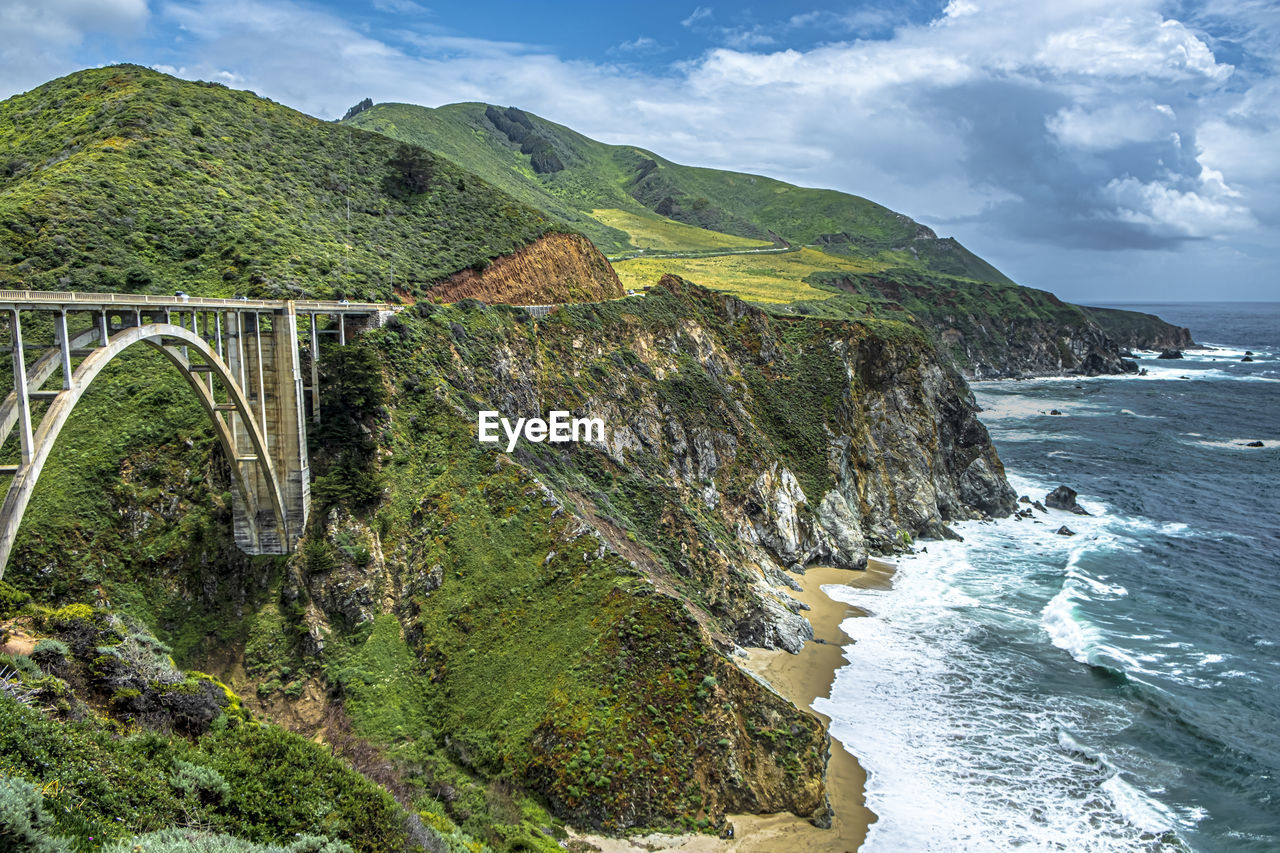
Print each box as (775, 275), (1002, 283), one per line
(231, 307), (310, 551)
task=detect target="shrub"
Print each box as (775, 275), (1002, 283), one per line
(0, 776), (69, 852)
(49, 603), (95, 630)
(30, 638), (69, 672)
(386, 144), (435, 196)
(100, 829), (354, 852)
(170, 758), (231, 804)
(0, 580), (31, 617)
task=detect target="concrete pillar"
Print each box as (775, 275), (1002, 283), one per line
(8, 311), (32, 464)
(309, 313), (320, 424)
(271, 303), (311, 544)
(55, 312), (72, 390)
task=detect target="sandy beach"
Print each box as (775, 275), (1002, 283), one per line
(566, 559), (894, 853)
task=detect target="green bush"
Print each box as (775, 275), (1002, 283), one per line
(0, 776), (69, 853)
(101, 829), (353, 853)
(169, 758), (231, 804)
(0, 580), (32, 617)
(29, 638), (69, 672)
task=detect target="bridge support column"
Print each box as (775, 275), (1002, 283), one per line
(232, 306), (310, 552)
(272, 303), (311, 545)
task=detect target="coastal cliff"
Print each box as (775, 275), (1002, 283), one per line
(2, 275), (1016, 844)
(1083, 305), (1196, 351)
(803, 270), (1191, 378)
(269, 275), (1015, 830)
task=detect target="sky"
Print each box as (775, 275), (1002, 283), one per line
(0, 0), (1277, 302)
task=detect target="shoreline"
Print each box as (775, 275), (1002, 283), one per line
(564, 559), (894, 853)
(731, 560), (893, 853)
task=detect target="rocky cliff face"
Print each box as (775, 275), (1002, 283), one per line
(273, 275), (1016, 832)
(814, 271), (1191, 379)
(940, 312), (1143, 379)
(397, 276), (1014, 649)
(1082, 305), (1195, 351)
(426, 231), (623, 305)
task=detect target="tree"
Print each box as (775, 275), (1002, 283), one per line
(386, 144), (435, 197)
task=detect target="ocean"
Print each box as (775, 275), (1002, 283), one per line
(816, 303), (1280, 852)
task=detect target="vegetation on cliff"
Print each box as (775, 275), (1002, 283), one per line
(0, 591), (414, 850)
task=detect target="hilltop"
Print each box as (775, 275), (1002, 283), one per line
(345, 101), (1010, 281)
(0, 66), (620, 304)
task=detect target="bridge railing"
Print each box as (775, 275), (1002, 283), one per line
(0, 290), (392, 314)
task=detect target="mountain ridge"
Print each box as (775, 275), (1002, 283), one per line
(344, 99), (1192, 376)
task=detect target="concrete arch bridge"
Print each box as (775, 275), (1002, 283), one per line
(0, 291), (396, 577)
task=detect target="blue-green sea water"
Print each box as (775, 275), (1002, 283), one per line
(817, 303), (1279, 851)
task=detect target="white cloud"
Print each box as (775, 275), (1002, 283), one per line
(1036, 15), (1231, 81)
(0, 0), (150, 95)
(371, 0), (429, 13)
(1103, 174), (1253, 237)
(681, 6), (711, 28)
(1048, 102), (1177, 150)
(2, 0), (1277, 298)
(612, 36), (662, 55)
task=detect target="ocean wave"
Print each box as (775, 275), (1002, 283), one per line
(820, 512), (1198, 852)
(1182, 436), (1279, 450)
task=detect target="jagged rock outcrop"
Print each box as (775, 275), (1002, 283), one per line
(426, 231), (622, 305)
(1083, 305), (1195, 352)
(1045, 485), (1090, 515)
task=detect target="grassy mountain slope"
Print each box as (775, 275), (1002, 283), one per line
(344, 100), (1192, 376)
(0, 66), (586, 301)
(344, 102), (1011, 281)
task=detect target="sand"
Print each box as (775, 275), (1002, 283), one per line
(565, 559), (894, 853)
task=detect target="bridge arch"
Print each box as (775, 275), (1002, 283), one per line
(0, 322), (289, 575)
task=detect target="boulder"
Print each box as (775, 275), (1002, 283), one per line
(1049, 409), (1062, 416)
(1032, 500), (1047, 513)
(1045, 485), (1091, 515)
(1245, 441), (1264, 447)
(1242, 356), (1254, 362)
(1157, 349), (1184, 359)
(1056, 526), (1076, 536)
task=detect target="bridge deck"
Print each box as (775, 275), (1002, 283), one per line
(0, 290), (392, 314)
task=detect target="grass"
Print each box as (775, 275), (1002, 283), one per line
(611, 246), (885, 303)
(590, 208), (771, 253)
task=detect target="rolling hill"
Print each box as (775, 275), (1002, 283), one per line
(344, 101), (1012, 281)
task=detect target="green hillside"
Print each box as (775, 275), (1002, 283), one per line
(344, 101), (1013, 283)
(345, 99), (1198, 376)
(0, 66), (554, 300)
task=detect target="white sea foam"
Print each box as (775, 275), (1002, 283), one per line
(1184, 437), (1280, 450)
(820, 473), (1201, 851)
